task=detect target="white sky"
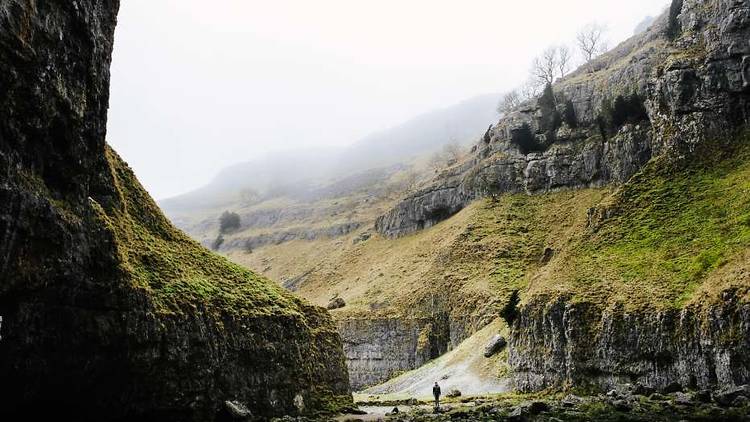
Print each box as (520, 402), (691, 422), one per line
(107, 0), (670, 199)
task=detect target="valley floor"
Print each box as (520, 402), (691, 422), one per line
(280, 387), (750, 422)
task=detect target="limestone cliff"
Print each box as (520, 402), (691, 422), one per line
(376, 0), (750, 393)
(0, 1), (350, 420)
(509, 0), (750, 392)
(376, 1), (748, 239)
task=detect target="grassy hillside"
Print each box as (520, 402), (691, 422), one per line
(100, 146), (319, 318)
(229, 185), (612, 321)
(228, 132), (750, 324)
(528, 132), (750, 310)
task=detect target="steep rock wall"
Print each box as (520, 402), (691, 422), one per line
(511, 295), (750, 392)
(337, 317), (448, 390)
(0, 2), (350, 420)
(337, 313), (491, 390)
(375, 0), (750, 395)
(508, 0), (750, 392)
(375, 11), (672, 239)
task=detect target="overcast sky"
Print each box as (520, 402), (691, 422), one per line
(107, 0), (670, 200)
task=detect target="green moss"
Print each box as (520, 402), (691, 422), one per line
(95, 147), (307, 318)
(556, 131), (750, 309)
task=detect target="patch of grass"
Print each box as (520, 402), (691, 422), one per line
(537, 131), (750, 309)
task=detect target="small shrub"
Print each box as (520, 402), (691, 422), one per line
(219, 211), (241, 234)
(562, 99), (578, 128)
(500, 290), (521, 327)
(538, 83), (562, 138)
(212, 234), (225, 251)
(511, 123), (546, 154)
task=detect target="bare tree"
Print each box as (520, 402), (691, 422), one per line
(531, 45), (573, 87)
(520, 78), (542, 101)
(531, 46), (559, 86)
(443, 142), (464, 162)
(497, 90), (521, 115)
(558, 45), (572, 78)
(576, 23), (608, 63)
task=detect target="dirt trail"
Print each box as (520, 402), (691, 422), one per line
(362, 319), (510, 398)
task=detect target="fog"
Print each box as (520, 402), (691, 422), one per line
(107, 0), (670, 200)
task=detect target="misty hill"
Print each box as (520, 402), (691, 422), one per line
(334, 93), (501, 173)
(159, 93), (499, 216)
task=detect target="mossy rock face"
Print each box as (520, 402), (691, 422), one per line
(0, 2), (350, 420)
(509, 133), (750, 392)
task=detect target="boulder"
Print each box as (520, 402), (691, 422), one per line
(632, 384), (655, 397)
(694, 390), (712, 403)
(673, 392), (694, 406)
(612, 399), (632, 412)
(507, 406), (528, 422)
(662, 382), (683, 394)
(327, 297), (346, 310)
(224, 401), (251, 419)
(528, 401), (550, 414)
(483, 335), (508, 358)
(562, 394), (583, 407)
(714, 385), (750, 407)
(446, 389), (462, 398)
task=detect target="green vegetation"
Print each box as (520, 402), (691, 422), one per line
(95, 147), (307, 318)
(533, 132), (750, 309)
(596, 92), (649, 138)
(219, 210), (241, 233)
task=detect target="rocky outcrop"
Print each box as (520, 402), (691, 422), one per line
(507, 0), (750, 393)
(375, 16), (667, 238)
(337, 316), (451, 390)
(376, 124), (653, 238)
(218, 221), (362, 251)
(0, 2), (350, 421)
(376, 0), (750, 395)
(510, 295), (750, 392)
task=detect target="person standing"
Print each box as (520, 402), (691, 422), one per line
(433, 382), (441, 411)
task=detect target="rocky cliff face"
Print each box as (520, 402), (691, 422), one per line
(511, 294), (750, 392)
(508, 0), (750, 393)
(390, 0), (750, 239)
(337, 317), (448, 390)
(337, 313), (495, 390)
(0, 2), (350, 420)
(376, 7), (672, 238)
(376, 0), (750, 394)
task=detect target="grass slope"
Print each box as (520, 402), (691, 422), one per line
(97, 146), (317, 318)
(529, 132), (750, 309)
(230, 185), (610, 322)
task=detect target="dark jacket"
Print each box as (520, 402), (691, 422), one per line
(433, 385), (441, 398)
